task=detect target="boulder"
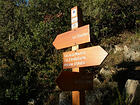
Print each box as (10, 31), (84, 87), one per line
(100, 68), (113, 80)
(59, 92), (71, 105)
(123, 44), (140, 61)
(28, 99), (35, 105)
(114, 45), (123, 54)
(125, 79), (140, 104)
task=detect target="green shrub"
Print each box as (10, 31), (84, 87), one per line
(81, 0), (138, 40)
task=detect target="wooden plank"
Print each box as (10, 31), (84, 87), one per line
(56, 71), (93, 91)
(63, 46), (108, 69)
(53, 25), (90, 50)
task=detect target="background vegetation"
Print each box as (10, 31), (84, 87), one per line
(0, 0), (139, 105)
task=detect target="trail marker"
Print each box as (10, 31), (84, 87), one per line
(52, 6), (108, 105)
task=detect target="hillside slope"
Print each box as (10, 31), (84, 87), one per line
(59, 31), (140, 105)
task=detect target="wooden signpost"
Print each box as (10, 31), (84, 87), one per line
(71, 6), (85, 105)
(56, 71), (93, 91)
(53, 6), (108, 105)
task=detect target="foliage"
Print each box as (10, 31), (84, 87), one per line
(0, 0), (139, 105)
(81, 0), (139, 41)
(0, 0), (62, 105)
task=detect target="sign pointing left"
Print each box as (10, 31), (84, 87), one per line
(53, 25), (90, 50)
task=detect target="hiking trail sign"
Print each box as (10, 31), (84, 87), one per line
(53, 24), (90, 50)
(52, 6), (108, 105)
(63, 46), (108, 69)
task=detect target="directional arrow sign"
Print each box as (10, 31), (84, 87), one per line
(63, 46), (108, 69)
(56, 71), (93, 91)
(53, 24), (90, 50)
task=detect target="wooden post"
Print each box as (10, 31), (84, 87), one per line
(71, 6), (85, 105)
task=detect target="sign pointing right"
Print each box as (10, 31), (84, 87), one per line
(63, 46), (108, 69)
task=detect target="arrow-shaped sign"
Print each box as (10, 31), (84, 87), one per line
(63, 46), (108, 69)
(56, 71), (93, 91)
(53, 25), (90, 50)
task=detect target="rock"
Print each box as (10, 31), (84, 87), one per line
(93, 77), (101, 88)
(125, 79), (140, 104)
(28, 99), (35, 105)
(113, 43), (140, 61)
(85, 82), (118, 105)
(114, 45), (123, 54)
(100, 68), (113, 79)
(59, 92), (71, 105)
(123, 45), (140, 61)
(86, 90), (103, 105)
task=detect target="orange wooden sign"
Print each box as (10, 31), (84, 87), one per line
(56, 71), (93, 91)
(53, 24), (90, 50)
(63, 46), (108, 69)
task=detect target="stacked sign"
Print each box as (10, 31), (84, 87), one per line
(53, 6), (108, 105)
(53, 26), (108, 90)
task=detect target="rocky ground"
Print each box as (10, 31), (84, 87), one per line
(58, 31), (140, 105)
